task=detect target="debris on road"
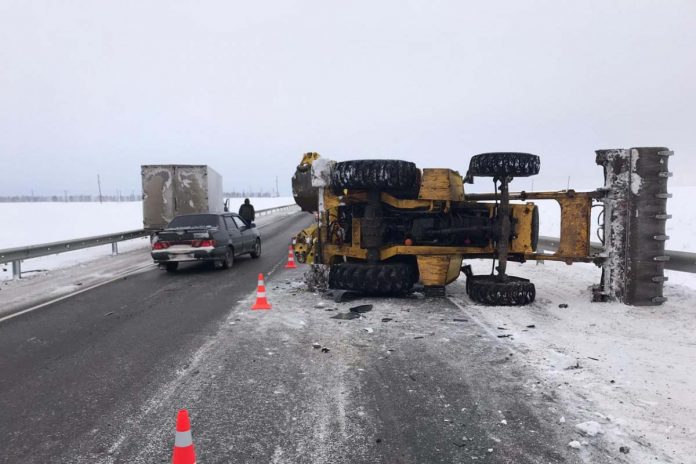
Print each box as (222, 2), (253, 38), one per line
(559, 416), (566, 424)
(587, 356), (599, 361)
(349, 304), (373, 313)
(364, 327), (374, 334)
(558, 303), (569, 308)
(500, 419), (508, 425)
(526, 324), (535, 328)
(453, 318), (468, 322)
(312, 342), (321, 349)
(497, 334), (512, 339)
(620, 446), (630, 454)
(304, 264), (330, 292)
(566, 360), (582, 370)
(321, 347), (330, 353)
(326, 289), (363, 303)
(381, 317), (393, 322)
(330, 312), (361, 320)
(575, 421), (603, 437)
(413, 335), (425, 339)
(568, 440), (582, 449)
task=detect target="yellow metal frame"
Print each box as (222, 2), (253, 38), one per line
(294, 154), (599, 286)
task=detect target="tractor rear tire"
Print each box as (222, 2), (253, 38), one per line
(330, 160), (421, 195)
(468, 152), (540, 178)
(466, 274), (536, 306)
(328, 262), (417, 295)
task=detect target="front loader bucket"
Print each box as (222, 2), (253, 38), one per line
(595, 147), (673, 306)
(292, 153), (321, 212)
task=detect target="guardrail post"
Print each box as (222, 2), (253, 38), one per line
(111, 242), (119, 256)
(12, 260), (21, 279)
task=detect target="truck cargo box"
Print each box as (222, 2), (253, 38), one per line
(142, 165), (223, 230)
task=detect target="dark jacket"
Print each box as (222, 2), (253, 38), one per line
(239, 203), (255, 223)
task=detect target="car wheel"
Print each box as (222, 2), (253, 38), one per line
(221, 248), (234, 269)
(165, 262), (179, 272)
(250, 239), (261, 259)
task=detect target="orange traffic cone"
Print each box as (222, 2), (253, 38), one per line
(172, 409), (196, 464)
(285, 245), (298, 269)
(251, 273), (272, 310)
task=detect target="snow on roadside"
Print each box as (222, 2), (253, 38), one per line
(450, 259), (696, 464)
(0, 197), (296, 281)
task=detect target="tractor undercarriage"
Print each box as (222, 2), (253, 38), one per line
(291, 147), (672, 306)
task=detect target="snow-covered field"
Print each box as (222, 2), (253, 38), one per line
(0, 197), (296, 280)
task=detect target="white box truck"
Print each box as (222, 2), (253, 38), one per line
(142, 165), (224, 230)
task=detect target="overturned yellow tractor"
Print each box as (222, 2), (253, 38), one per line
(291, 148), (672, 306)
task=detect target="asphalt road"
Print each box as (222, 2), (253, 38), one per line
(0, 212), (313, 463)
(1, 211), (603, 464)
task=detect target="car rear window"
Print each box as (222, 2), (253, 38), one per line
(166, 214), (219, 229)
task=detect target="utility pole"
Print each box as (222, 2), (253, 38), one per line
(97, 174), (103, 203)
(275, 176), (279, 197)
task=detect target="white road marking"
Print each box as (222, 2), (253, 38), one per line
(0, 263), (155, 324)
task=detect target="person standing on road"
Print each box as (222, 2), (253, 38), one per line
(239, 198), (255, 223)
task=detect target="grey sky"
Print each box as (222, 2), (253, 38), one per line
(1, 0), (694, 196)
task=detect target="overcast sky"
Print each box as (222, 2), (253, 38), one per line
(0, 0), (694, 196)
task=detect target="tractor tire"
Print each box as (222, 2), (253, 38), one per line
(468, 152), (540, 178)
(330, 160), (421, 195)
(328, 262), (417, 295)
(466, 274), (536, 306)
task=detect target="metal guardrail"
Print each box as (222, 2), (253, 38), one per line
(537, 236), (696, 273)
(254, 204), (298, 217)
(0, 204), (298, 279)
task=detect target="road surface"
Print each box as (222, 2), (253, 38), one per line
(0, 212), (603, 463)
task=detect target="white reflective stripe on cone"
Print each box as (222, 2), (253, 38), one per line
(175, 430), (193, 447)
(257, 292), (266, 298)
(258, 281), (264, 286)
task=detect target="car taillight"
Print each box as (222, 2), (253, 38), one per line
(194, 239), (216, 247)
(152, 241), (170, 250)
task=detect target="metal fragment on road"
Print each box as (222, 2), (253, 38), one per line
(349, 304), (373, 313)
(330, 312), (360, 320)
